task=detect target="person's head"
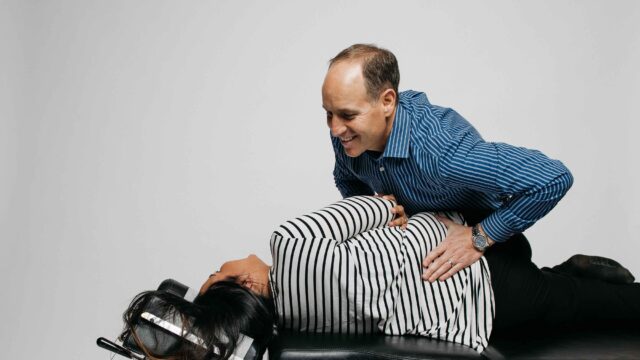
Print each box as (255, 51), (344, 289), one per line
(120, 255), (275, 360)
(200, 254), (271, 298)
(322, 44), (400, 157)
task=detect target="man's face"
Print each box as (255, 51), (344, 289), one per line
(322, 60), (391, 157)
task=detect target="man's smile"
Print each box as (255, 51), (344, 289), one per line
(341, 135), (357, 143)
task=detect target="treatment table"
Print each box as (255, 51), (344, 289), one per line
(269, 322), (640, 359)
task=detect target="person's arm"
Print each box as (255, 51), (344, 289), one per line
(422, 109), (573, 282)
(435, 110), (574, 242)
(272, 195), (395, 243)
(331, 136), (375, 198)
(269, 196), (395, 332)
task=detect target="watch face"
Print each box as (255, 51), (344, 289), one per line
(473, 234), (487, 250)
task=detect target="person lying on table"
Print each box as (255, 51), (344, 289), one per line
(120, 196), (637, 359)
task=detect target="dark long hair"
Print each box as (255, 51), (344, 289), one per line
(120, 279), (277, 360)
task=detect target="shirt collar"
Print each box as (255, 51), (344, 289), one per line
(382, 95), (412, 159)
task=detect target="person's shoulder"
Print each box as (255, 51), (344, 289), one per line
(399, 90), (436, 119)
(400, 90), (455, 154)
(400, 90), (460, 130)
(400, 91), (480, 155)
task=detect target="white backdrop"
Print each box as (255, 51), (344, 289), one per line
(2, 1), (639, 359)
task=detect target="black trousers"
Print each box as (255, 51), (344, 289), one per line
(483, 234), (640, 330)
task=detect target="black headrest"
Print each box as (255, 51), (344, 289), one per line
(97, 279), (264, 360)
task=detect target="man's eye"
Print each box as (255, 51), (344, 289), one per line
(342, 114), (355, 120)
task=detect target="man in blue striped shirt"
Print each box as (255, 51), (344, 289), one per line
(322, 44), (574, 282)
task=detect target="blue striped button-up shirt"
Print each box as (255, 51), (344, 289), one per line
(331, 90), (574, 242)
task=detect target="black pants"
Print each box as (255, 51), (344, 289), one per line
(483, 234), (640, 330)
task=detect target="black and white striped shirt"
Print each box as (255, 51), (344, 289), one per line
(268, 196), (494, 353)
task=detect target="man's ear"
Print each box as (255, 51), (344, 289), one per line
(380, 88), (397, 115)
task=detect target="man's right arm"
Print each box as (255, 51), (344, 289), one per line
(331, 135), (374, 198)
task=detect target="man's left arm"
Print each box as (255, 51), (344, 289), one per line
(422, 111), (573, 281)
(443, 136), (574, 242)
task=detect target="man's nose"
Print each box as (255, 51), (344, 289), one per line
(329, 117), (347, 137)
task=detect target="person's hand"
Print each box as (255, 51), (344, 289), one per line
(376, 194), (408, 229)
(421, 216), (490, 282)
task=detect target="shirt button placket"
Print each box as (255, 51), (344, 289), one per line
(378, 163), (386, 193)
(376, 158), (386, 193)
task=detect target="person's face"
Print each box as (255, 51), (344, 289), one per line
(322, 60), (394, 157)
(200, 254), (270, 295)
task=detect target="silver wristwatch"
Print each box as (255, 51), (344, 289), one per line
(472, 224), (490, 252)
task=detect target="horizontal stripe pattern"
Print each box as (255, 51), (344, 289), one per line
(332, 90), (574, 242)
(268, 196), (494, 353)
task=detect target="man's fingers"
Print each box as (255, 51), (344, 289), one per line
(423, 252), (462, 282)
(437, 262), (462, 281)
(422, 246), (448, 281)
(422, 247), (442, 268)
(423, 256), (455, 282)
(391, 205), (405, 215)
(379, 195), (406, 225)
(388, 203), (407, 227)
(423, 245), (446, 265)
(388, 215), (408, 227)
(437, 251), (483, 281)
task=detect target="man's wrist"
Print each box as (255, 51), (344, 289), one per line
(477, 224), (495, 246)
(471, 223), (494, 251)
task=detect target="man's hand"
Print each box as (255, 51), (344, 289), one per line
(376, 194), (408, 229)
(421, 216), (488, 282)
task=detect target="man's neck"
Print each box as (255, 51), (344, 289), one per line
(366, 150), (383, 160)
(372, 104), (398, 153)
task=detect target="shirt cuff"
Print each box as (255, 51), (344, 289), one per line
(479, 214), (514, 243)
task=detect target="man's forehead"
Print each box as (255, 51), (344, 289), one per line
(327, 60), (363, 82)
(322, 92), (369, 113)
(322, 62), (369, 111)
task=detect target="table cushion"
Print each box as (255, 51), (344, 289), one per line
(269, 323), (640, 360)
